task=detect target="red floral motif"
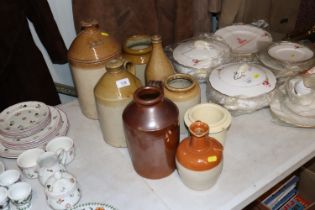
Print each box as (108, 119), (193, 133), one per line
(57, 198), (64, 204)
(237, 37), (247, 45)
(262, 79), (270, 87)
(192, 59), (200, 65)
(294, 45), (300, 49)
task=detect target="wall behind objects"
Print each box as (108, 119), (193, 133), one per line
(29, 0), (77, 104)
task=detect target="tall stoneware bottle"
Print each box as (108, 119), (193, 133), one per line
(94, 58), (141, 147)
(122, 35), (152, 85)
(145, 35), (175, 84)
(122, 86), (179, 179)
(68, 20), (120, 119)
(164, 73), (201, 134)
(176, 121), (223, 190)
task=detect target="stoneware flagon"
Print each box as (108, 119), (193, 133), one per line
(122, 86), (179, 179)
(176, 121), (223, 190)
(94, 58), (142, 147)
(68, 19), (121, 119)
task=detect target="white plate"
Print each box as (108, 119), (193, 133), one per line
(0, 101), (50, 136)
(0, 142), (25, 159)
(0, 106), (61, 148)
(209, 63), (276, 97)
(69, 202), (117, 210)
(268, 42), (314, 63)
(0, 160), (5, 174)
(215, 24), (272, 54)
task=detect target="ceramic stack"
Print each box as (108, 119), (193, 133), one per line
(122, 35), (152, 85)
(145, 35), (175, 84)
(176, 121), (223, 190)
(68, 20), (121, 119)
(94, 58), (141, 147)
(163, 73), (201, 134)
(122, 86), (179, 179)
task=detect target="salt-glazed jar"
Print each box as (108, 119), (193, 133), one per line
(122, 86), (179, 179)
(145, 35), (175, 84)
(164, 73), (201, 134)
(176, 121), (223, 190)
(94, 58), (142, 147)
(123, 35), (152, 85)
(68, 19), (121, 119)
(45, 172), (80, 210)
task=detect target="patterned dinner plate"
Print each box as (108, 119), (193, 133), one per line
(69, 202), (117, 210)
(0, 101), (50, 136)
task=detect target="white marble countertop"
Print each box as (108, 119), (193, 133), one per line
(2, 99), (315, 210)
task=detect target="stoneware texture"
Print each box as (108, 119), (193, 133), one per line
(123, 86), (179, 179)
(68, 20), (121, 119)
(123, 34), (152, 85)
(145, 35), (175, 84)
(95, 58), (142, 147)
(164, 73), (201, 134)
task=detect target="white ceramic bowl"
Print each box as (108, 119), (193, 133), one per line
(184, 103), (232, 145)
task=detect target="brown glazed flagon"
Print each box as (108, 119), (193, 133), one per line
(122, 86), (179, 179)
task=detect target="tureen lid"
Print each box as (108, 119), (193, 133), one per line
(209, 62), (276, 97)
(172, 35), (231, 69)
(45, 172), (77, 197)
(215, 24), (272, 55)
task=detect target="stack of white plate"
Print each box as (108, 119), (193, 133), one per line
(0, 101), (69, 158)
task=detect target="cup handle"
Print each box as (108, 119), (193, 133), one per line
(56, 148), (67, 166)
(124, 60), (136, 75)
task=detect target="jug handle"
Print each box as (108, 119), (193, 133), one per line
(56, 148), (67, 166)
(123, 60), (136, 75)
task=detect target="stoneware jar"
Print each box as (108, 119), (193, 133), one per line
(122, 86), (179, 179)
(123, 35), (152, 85)
(176, 121), (223, 190)
(184, 103), (232, 145)
(94, 58), (142, 147)
(68, 19), (121, 119)
(45, 171), (80, 210)
(145, 35), (175, 84)
(164, 73), (201, 134)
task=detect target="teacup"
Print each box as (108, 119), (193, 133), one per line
(0, 170), (21, 188)
(37, 152), (66, 186)
(46, 136), (75, 165)
(17, 148), (45, 179)
(0, 186), (10, 210)
(8, 182), (32, 210)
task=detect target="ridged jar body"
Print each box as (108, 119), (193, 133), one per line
(68, 21), (120, 119)
(176, 121), (223, 190)
(164, 74), (201, 134)
(145, 35), (175, 84)
(123, 35), (152, 85)
(94, 59), (141, 147)
(123, 86), (179, 179)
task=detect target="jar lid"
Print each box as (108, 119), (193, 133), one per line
(68, 20), (121, 64)
(45, 172), (77, 197)
(209, 62), (276, 97)
(215, 24), (272, 55)
(173, 35), (230, 69)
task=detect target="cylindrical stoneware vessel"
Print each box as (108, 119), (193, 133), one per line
(164, 73), (201, 134)
(123, 86), (179, 179)
(68, 20), (121, 119)
(94, 58), (141, 147)
(176, 121), (223, 190)
(123, 35), (152, 85)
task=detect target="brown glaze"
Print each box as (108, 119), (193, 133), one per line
(145, 35), (175, 84)
(176, 121), (223, 171)
(122, 35), (152, 65)
(68, 20), (121, 65)
(122, 86), (179, 179)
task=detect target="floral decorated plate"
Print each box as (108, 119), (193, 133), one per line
(209, 62), (276, 97)
(0, 142), (24, 158)
(268, 42), (314, 63)
(215, 24), (272, 55)
(0, 101), (51, 137)
(69, 202), (117, 210)
(0, 106), (61, 149)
